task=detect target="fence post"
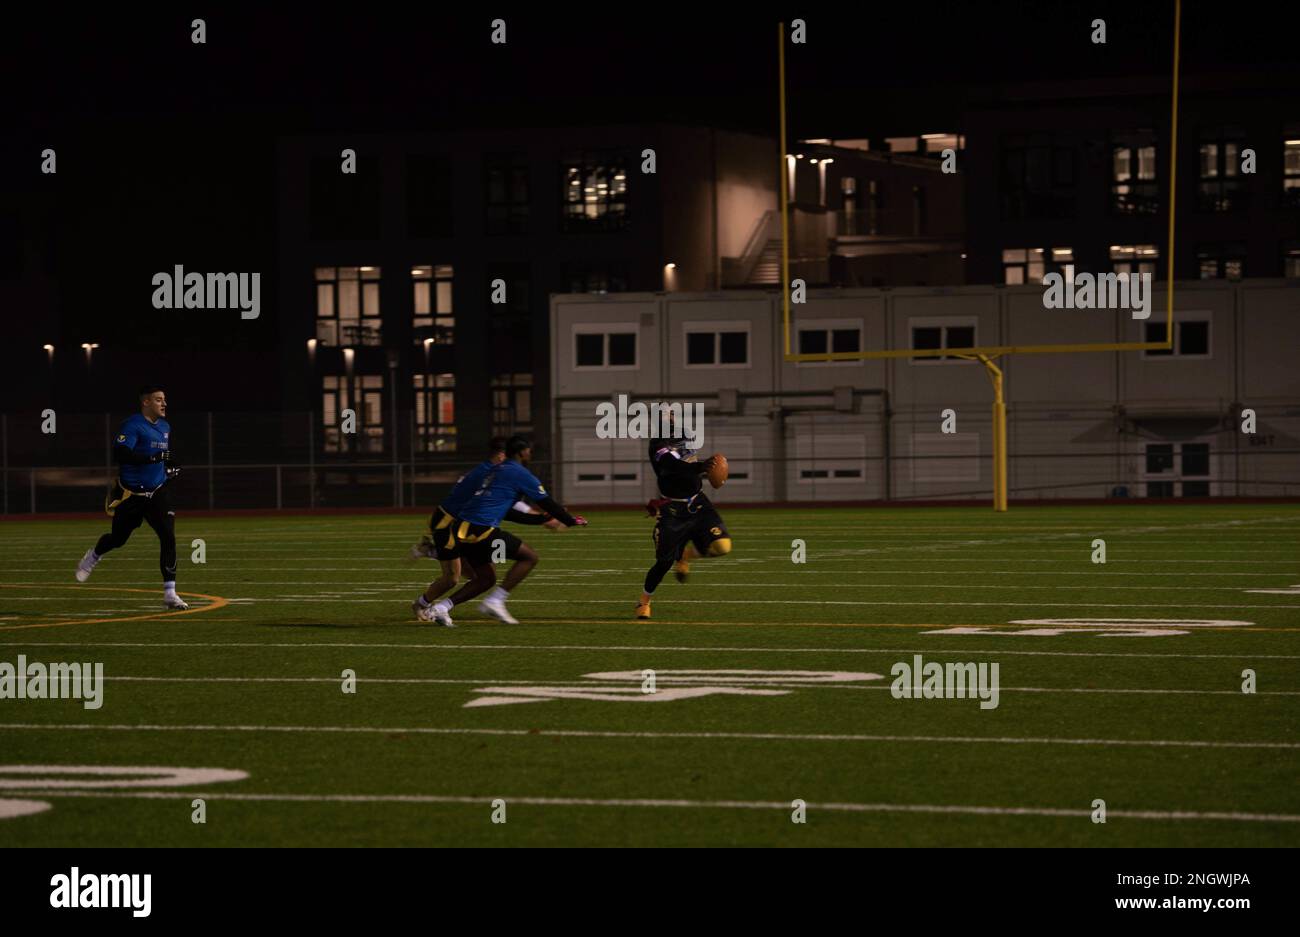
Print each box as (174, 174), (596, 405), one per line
(409, 409), (416, 508)
(207, 412), (215, 510)
(308, 412), (315, 509)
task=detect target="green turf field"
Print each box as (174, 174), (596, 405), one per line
(1, 503), (1298, 846)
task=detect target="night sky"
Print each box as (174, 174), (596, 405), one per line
(2, 2), (1296, 367)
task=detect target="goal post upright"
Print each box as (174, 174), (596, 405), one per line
(777, 1), (1183, 509)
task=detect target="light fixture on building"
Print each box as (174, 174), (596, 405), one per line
(666, 263), (677, 270)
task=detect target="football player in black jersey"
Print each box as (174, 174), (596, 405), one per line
(635, 436), (731, 620)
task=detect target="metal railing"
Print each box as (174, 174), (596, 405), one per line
(6, 449), (1297, 514)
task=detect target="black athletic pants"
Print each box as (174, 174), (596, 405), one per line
(95, 486), (178, 583)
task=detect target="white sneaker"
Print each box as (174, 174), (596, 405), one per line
(164, 593), (190, 610)
(478, 594), (518, 625)
(412, 598), (437, 622)
(431, 601), (456, 628)
(75, 549), (99, 583)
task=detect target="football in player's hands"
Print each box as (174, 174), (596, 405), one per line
(707, 453), (729, 489)
(572, 515), (589, 526)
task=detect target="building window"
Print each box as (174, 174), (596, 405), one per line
(1109, 244), (1159, 278)
(316, 266), (381, 346)
(684, 324), (750, 368)
(572, 440), (641, 485)
(1283, 241), (1300, 279)
(485, 155), (529, 235)
(413, 373), (455, 453)
(488, 263), (531, 352)
(407, 155), (453, 238)
(1111, 133), (1159, 214)
(310, 156), (380, 240)
(1197, 132), (1246, 212)
(1002, 247), (1074, 285)
(866, 180), (882, 235)
(562, 153), (629, 232)
(1196, 243), (1245, 281)
(796, 322), (863, 366)
(573, 327), (638, 369)
(1001, 137), (1076, 220)
(1143, 319), (1211, 358)
(322, 374), (384, 454)
(1143, 441), (1213, 497)
(562, 262), (630, 294)
(412, 265), (454, 346)
(1284, 132), (1300, 208)
(492, 373), (533, 438)
(711, 437), (753, 483)
(910, 318), (977, 363)
(795, 433), (865, 482)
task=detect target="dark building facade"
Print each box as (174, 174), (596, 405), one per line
(274, 125), (777, 466)
(960, 72), (1300, 289)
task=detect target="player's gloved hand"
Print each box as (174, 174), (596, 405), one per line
(572, 515), (588, 526)
(165, 462), (182, 479)
(644, 497), (668, 516)
(149, 450), (169, 463)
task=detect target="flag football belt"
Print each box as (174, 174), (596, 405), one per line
(105, 479), (160, 516)
(661, 495), (701, 517)
(453, 520), (497, 545)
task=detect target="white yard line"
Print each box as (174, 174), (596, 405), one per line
(3, 722), (1297, 750)
(2, 788), (1296, 823)
(47, 596), (1293, 609)
(21, 674), (1296, 696)
(3, 641), (1299, 659)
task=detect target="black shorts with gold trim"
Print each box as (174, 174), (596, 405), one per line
(428, 506), (504, 558)
(458, 528), (524, 569)
(651, 494), (729, 562)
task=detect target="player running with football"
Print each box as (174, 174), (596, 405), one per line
(412, 435), (586, 626)
(73, 385), (189, 610)
(635, 435), (730, 620)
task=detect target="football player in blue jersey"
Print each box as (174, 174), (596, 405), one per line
(412, 435), (586, 626)
(74, 386), (188, 610)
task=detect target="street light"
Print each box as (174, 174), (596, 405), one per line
(81, 342), (99, 367)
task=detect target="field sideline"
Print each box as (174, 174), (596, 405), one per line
(2, 503), (1298, 846)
